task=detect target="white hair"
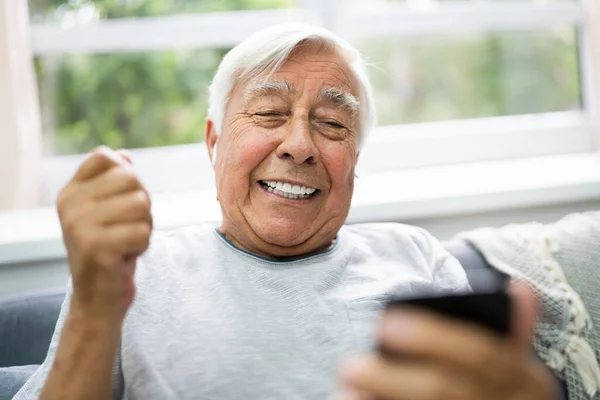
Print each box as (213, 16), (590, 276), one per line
(207, 23), (376, 148)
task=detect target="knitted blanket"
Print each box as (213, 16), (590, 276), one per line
(460, 212), (600, 400)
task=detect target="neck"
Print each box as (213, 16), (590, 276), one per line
(217, 226), (336, 261)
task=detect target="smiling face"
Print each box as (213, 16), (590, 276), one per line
(206, 44), (360, 259)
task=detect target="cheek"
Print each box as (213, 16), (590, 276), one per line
(218, 128), (275, 191)
(322, 147), (356, 192)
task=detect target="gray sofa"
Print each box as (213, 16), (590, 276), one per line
(0, 289), (63, 399)
(0, 240), (564, 399)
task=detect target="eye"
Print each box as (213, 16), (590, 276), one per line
(251, 111), (287, 129)
(255, 111), (284, 118)
(324, 120), (346, 129)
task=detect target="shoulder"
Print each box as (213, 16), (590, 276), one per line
(342, 222), (444, 258)
(343, 223), (470, 292)
(136, 223), (218, 275)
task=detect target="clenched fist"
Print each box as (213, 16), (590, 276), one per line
(57, 146), (152, 322)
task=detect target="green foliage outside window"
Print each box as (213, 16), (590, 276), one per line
(359, 29), (581, 126)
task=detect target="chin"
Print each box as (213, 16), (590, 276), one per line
(252, 219), (314, 249)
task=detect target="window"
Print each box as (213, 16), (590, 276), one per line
(31, 0), (298, 156)
(29, 0), (297, 22)
(36, 49), (229, 155)
(358, 28), (581, 126)
(27, 0), (596, 202)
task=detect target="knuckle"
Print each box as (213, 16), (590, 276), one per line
(133, 190), (151, 209)
(119, 167), (140, 188)
(92, 146), (107, 153)
(89, 148), (110, 164)
(136, 223), (152, 240)
(133, 225), (152, 251)
(61, 206), (89, 236)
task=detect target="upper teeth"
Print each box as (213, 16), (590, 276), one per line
(262, 181), (317, 196)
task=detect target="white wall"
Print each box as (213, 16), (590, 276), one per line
(0, 258), (67, 296)
(0, 0), (43, 211)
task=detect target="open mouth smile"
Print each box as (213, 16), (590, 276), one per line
(258, 180), (320, 200)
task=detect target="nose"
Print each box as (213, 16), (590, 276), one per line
(275, 114), (319, 165)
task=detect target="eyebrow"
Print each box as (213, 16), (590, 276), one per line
(242, 80), (360, 119)
(243, 80), (294, 106)
(318, 87), (359, 119)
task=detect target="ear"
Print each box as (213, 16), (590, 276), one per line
(205, 119), (218, 168)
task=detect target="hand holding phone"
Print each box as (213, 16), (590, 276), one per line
(344, 287), (553, 400)
(380, 289), (511, 358)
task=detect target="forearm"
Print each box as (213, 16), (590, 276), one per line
(40, 306), (122, 400)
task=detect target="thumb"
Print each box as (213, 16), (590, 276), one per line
(116, 149), (133, 165)
(509, 280), (539, 355)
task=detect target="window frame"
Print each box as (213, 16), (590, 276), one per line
(28, 0), (597, 203)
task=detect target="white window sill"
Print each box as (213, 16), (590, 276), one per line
(2, 152), (600, 265)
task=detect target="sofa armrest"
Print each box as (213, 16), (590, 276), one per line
(0, 289), (65, 367)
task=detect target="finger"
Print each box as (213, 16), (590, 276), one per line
(509, 281), (539, 355)
(95, 191), (152, 226)
(379, 309), (507, 361)
(378, 309), (520, 388)
(93, 252), (140, 286)
(83, 164), (143, 200)
(97, 222), (152, 257)
(341, 355), (469, 400)
(116, 149), (133, 165)
(74, 146), (127, 182)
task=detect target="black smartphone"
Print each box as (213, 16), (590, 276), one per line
(384, 290), (512, 337)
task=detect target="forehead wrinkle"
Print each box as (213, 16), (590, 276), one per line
(318, 86), (359, 119)
(242, 80), (295, 107)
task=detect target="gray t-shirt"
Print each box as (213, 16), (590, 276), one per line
(14, 223), (470, 400)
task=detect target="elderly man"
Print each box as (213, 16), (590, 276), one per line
(15, 23), (558, 399)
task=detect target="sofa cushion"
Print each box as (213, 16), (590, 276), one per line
(0, 289), (64, 368)
(444, 239), (507, 292)
(0, 365), (38, 400)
